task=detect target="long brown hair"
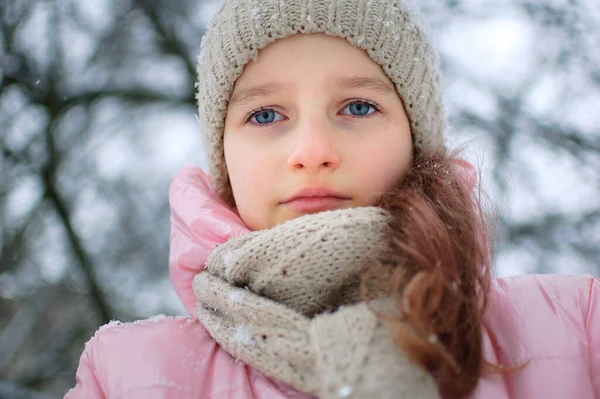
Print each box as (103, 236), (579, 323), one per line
(361, 149), (495, 398)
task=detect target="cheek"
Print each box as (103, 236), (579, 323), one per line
(351, 133), (412, 204)
(224, 135), (277, 228)
(225, 141), (265, 200)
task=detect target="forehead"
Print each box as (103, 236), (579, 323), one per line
(228, 77), (397, 110)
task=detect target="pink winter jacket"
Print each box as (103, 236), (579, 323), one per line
(66, 165), (600, 399)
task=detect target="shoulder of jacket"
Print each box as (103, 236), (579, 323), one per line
(487, 273), (596, 342)
(84, 315), (211, 355)
(492, 273), (596, 297)
(78, 316), (217, 396)
(92, 314), (193, 334)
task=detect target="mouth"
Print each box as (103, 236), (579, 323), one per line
(281, 187), (351, 214)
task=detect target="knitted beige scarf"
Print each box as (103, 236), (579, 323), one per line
(193, 207), (439, 398)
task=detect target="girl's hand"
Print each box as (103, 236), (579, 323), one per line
(204, 207), (390, 317)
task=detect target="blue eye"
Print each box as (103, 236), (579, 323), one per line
(249, 109), (284, 125)
(341, 101), (377, 116)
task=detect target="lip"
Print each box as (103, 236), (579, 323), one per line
(281, 187), (351, 214)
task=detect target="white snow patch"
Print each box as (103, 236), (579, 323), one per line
(231, 325), (254, 345)
(97, 320), (123, 333)
(228, 290), (245, 306)
(95, 315), (190, 337)
(129, 314), (188, 326)
(337, 385), (353, 398)
(223, 250), (239, 269)
(146, 314), (168, 322)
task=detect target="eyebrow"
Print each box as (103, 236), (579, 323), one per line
(228, 82), (291, 109)
(333, 76), (397, 97)
(227, 76), (397, 109)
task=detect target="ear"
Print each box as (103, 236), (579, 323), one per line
(451, 159), (477, 189)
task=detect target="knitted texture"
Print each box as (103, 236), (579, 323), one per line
(193, 207), (439, 398)
(205, 207), (391, 316)
(196, 0), (446, 205)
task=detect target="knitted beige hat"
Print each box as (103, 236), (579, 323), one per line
(197, 0), (446, 205)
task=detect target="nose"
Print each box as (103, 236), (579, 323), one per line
(287, 120), (341, 172)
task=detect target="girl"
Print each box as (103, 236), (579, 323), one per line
(66, 0), (599, 398)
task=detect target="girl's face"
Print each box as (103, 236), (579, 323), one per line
(224, 33), (413, 230)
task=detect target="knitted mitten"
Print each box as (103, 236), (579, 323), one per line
(205, 207), (391, 317)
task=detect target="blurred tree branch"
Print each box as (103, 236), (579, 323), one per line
(1, 0), (598, 397)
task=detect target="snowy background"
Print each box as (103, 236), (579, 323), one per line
(1, 0), (599, 397)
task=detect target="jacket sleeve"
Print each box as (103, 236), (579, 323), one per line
(64, 343), (105, 399)
(587, 276), (600, 396)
